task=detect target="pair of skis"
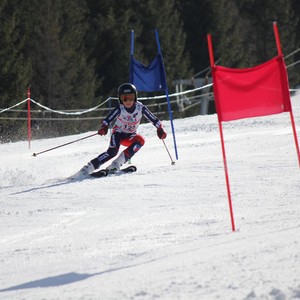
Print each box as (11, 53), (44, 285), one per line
(67, 165), (137, 181)
(89, 165), (137, 178)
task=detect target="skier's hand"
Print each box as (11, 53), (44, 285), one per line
(157, 125), (167, 139)
(98, 124), (108, 136)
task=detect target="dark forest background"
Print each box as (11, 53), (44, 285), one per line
(1, 0), (300, 140)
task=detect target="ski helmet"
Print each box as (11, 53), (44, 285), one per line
(117, 83), (137, 103)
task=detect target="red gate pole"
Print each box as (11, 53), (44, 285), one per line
(27, 87), (31, 149)
(273, 22), (300, 168)
(273, 21), (282, 56)
(207, 33), (236, 232)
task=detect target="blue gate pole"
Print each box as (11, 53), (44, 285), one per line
(131, 30), (134, 56)
(155, 29), (179, 160)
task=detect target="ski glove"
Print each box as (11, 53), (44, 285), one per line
(157, 125), (167, 139)
(98, 124), (108, 136)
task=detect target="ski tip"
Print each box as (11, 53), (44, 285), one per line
(123, 165), (137, 172)
(90, 169), (109, 178)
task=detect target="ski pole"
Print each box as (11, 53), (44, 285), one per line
(162, 139), (175, 165)
(32, 132), (98, 157)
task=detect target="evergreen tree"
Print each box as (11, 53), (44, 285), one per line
(0, 0), (31, 140)
(208, 0), (245, 68)
(236, 0), (297, 66)
(1, 0), (300, 141)
(134, 0), (191, 88)
(290, 0), (300, 86)
(128, 0), (192, 118)
(26, 0), (97, 110)
(21, 0), (98, 136)
(0, 0), (31, 106)
(86, 0), (190, 97)
(86, 0), (143, 98)
(175, 0), (212, 73)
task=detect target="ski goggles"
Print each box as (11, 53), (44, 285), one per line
(120, 93), (135, 102)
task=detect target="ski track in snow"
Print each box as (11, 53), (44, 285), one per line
(0, 94), (300, 299)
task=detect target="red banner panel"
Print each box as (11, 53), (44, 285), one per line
(212, 55), (291, 122)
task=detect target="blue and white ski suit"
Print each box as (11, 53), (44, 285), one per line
(90, 101), (162, 169)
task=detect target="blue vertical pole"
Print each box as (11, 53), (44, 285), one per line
(131, 30), (134, 56)
(129, 30), (135, 83)
(129, 30), (135, 164)
(108, 97), (112, 135)
(155, 29), (178, 160)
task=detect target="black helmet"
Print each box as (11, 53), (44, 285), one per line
(117, 83), (137, 103)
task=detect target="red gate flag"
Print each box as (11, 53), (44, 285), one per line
(207, 22), (300, 232)
(213, 55), (292, 122)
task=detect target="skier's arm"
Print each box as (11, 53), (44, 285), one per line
(142, 105), (167, 139)
(98, 107), (120, 135)
(142, 105), (162, 128)
(102, 107), (121, 126)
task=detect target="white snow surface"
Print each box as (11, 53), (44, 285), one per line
(1, 94), (300, 300)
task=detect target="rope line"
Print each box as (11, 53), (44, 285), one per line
(0, 83), (213, 115)
(1, 84), (299, 117)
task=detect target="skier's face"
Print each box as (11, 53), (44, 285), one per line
(121, 93), (135, 108)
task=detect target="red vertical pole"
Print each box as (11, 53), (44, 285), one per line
(27, 87), (31, 149)
(218, 122), (235, 231)
(273, 22), (282, 56)
(273, 22), (300, 167)
(289, 111), (300, 168)
(207, 34), (236, 232)
(207, 34), (215, 66)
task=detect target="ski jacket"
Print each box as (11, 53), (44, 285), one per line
(102, 101), (162, 134)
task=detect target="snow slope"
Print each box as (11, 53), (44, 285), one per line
(0, 93), (300, 300)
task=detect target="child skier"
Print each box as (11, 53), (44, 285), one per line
(73, 83), (167, 178)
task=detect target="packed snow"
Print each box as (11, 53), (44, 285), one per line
(0, 93), (300, 300)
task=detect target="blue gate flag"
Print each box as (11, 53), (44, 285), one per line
(129, 29), (178, 160)
(130, 54), (167, 92)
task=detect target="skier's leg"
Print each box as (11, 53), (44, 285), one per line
(79, 132), (121, 175)
(123, 134), (145, 159)
(107, 134), (145, 171)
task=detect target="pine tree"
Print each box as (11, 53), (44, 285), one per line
(24, 0), (97, 110)
(0, 1), (31, 140)
(0, 0), (31, 106)
(175, 0), (212, 73)
(86, 0), (190, 97)
(208, 0), (245, 68)
(134, 0), (191, 88)
(236, 0), (297, 66)
(290, 0), (300, 86)
(86, 0), (143, 98)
